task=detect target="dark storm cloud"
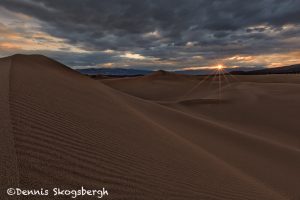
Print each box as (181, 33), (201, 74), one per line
(1, 0), (300, 69)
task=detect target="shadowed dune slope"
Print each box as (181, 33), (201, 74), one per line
(102, 73), (300, 101)
(1, 55), (299, 199)
(102, 71), (203, 101)
(102, 71), (300, 199)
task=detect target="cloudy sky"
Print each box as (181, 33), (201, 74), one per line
(0, 0), (300, 71)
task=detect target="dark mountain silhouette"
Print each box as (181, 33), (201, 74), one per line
(230, 64), (300, 75)
(78, 68), (152, 76)
(77, 64), (300, 77)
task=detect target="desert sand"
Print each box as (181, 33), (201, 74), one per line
(1, 54), (300, 199)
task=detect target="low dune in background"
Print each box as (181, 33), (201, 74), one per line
(1, 55), (300, 200)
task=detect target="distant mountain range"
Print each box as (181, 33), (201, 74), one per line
(176, 67), (263, 75)
(78, 68), (152, 76)
(230, 64), (300, 75)
(77, 64), (300, 76)
(77, 67), (240, 76)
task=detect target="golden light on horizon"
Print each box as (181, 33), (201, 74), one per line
(216, 64), (224, 70)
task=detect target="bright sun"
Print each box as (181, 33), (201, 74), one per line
(217, 64), (224, 70)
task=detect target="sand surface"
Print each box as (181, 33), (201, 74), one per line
(1, 55), (300, 199)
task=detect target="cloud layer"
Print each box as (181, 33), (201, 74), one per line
(1, 0), (300, 70)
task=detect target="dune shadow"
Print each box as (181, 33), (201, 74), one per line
(178, 98), (230, 105)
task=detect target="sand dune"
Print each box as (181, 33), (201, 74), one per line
(102, 71), (202, 101)
(1, 55), (300, 199)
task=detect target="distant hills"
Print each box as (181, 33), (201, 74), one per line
(77, 68), (227, 76)
(230, 64), (300, 75)
(78, 68), (152, 76)
(77, 64), (300, 76)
